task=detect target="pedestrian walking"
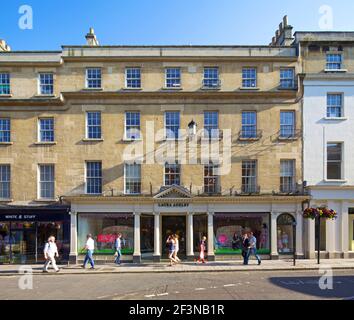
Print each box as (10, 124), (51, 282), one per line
(247, 231), (262, 265)
(114, 233), (122, 265)
(82, 234), (95, 269)
(43, 236), (60, 273)
(173, 234), (181, 263)
(197, 236), (207, 263)
(166, 234), (178, 266)
(242, 233), (250, 265)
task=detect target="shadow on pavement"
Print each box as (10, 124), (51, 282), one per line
(269, 276), (354, 299)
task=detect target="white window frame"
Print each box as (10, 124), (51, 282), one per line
(326, 53), (343, 70)
(125, 67), (141, 89)
(0, 164), (11, 199)
(0, 118), (11, 143)
(280, 68), (295, 89)
(165, 68), (181, 88)
(242, 67), (257, 88)
(85, 161), (102, 195)
(86, 111), (102, 139)
(38, 73), (54, 95)
(242, 160), (258, 193)
(85, 68), (102, 89)
(38, 164), (55, 200)
(203, 67), (220, 88)
(327, 93), (344, 118)
(38, 117), (55, 142)
(164, 163), (181, 186)
(124, 112), (141, 140)
(124, 163), (142, 195)
(164, 111), (180, 140)
(0, 73), (11, 95)
(204, 164), (220, 194)
(280, 160), (296, 193)
(326, 142), (343, 180)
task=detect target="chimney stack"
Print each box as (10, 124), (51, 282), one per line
(85, 28), (99, 46)
(0, 39), (11, 52)
(270, 15), (294, 46)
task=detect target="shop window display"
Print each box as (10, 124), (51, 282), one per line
(277, 214), (295, 254)
(213, 213), (270, 255)
(78, 214), (134, 255)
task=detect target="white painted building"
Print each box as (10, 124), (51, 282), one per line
(299, 32), (354, 259)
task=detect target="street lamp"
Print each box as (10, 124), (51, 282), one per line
(188, 120), (197, 137)
(292, 221), (297, 266)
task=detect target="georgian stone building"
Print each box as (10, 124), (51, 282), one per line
(0, 18), (308, 264)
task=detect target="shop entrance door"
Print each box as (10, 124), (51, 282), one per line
(162, 216), (186, 258)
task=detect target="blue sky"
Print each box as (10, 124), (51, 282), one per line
(1, 0), (354, 50)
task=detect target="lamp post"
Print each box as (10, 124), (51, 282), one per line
(188, 120), (197, 138)
(316, 215), (321, 265)
(292, 221), (297, 266)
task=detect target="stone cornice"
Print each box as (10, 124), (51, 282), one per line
(62, 90), (298, 100)
(65, 195), (310, 204)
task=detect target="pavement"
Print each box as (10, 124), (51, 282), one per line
(1, 258), (354, 276)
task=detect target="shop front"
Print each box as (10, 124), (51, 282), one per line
(68, 189), (307, 263)
(0, 205), (70, 264)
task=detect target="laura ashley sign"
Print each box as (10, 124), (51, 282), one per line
(158, 203), (189, 208)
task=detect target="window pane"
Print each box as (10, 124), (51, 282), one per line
(125, 164), (141, 194)
(280, 68), (295, 88)
(39, 73), (54, 95)
(327, 94), (343, 118)
(327, 143), (342, 179)
(241, 112), (257, 138)
(0, 118), (10, 142)
(39, 118), (54, 142)
(86, 68), (102, 88)
(126, 68), (141, 88)
(0, 165), (10, 198)
(166, 68), (181, 88)
(242, 68), (257, 88)
(86, 162), (102, 194)
(242, 160), (257, 193)
(0, 73), (10, 95)
(280, 111), (295, 137)
(87, 112), (101, 139)
(125, 112), (141, 139)
(203, 68), (219, 88)
(164, 164), (180, 186)
(39, 165), (54, 199)
(165, 112), (180, 139)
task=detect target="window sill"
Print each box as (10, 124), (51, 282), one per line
(122, 138), (142, 142)
(0, 142), (13, 145)
(201, 86), (221, 91)
(0, 199), (13, 203)
(122, 87), (142, 91)
(239, 87), (260, 91)
(82, 88), (103, 91)
(278, 136), (299, 141)
(201, 137), (222, 142)
(34, 141), (57, 145)
(323, 179), (348, 183)
(163, 137), (185, 142)
(238, 137), (261, 141)
(323, 117), (348, 121)
(34, 199), (57, 203)
(34, 94), (56, 98)
(162, 87), (183, 91)
(324, 69), (348, 73)
(82, 138), (104, 142)
(0, 94), (13, 98)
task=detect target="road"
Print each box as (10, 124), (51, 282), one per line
(0, 270), (354, 300)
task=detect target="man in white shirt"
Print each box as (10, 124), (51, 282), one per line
(114, 233), (122, 265)
(82, 234), (95, 269)
(43, 236), (60, 273)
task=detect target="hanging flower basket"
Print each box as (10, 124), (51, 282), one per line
(303, 207), (337, 220)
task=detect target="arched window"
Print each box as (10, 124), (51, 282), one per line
(277, 214), (295, 254)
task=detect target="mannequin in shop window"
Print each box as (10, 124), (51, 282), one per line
(259, 224), (268, 249)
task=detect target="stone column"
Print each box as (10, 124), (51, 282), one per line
(305, 218), (316, 259)
(153, 212), (161, 262)
(296, 211), (304, 258)
(207, 212), (215, 261)
(186, 212), (194, 261)
(69, 211), (78, 264)
(341, 202), (349, 259)
(133, 212), (141, 263)
(271, 212), (279, 260)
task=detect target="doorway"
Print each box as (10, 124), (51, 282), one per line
(162, 216), (186, 257)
